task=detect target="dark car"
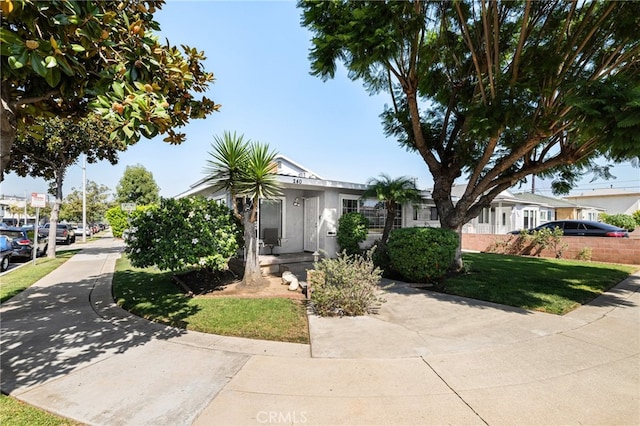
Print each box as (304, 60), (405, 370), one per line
(0, 235), (12, 271)
(509, 220), (629, 237)
(0, 227), (49, 260)
(42, 223), (76, 244)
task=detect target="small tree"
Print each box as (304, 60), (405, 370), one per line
(124, 197), (239, 272)
(361, 174), (421, 246)
(116, 164), (160, 205)
(203, 131), (281, 289)
(60, 180), (111, 223)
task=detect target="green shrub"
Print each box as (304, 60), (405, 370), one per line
(336, 212), (369, 256)
(105, 205), (130, 238)
(124, 196), (240, 272)
(387, 227), (458, 282)
(310, 250), (385, 316)
(576, 247), (592, 262)
(599, 213), (636, 232)
(633, 210), (640, 227)
(531, 226), (566, 258)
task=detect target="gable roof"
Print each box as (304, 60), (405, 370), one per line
(273, 154), (323, 180)
(512, 192), (583, 208)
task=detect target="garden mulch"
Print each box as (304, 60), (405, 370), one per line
(173, 269), (306, 300)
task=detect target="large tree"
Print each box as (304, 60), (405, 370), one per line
(1, 0), (219, 177)
(116, 164), (160, 205)
(203, 131), (281, 289)
(300, 0), (640, 269)
(59, 180), (111, 223)
(10, 114), (118, 257)
(361, 174), (421, 246)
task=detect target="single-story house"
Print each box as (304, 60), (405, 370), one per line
(177, 155), (437, 257)
(458, 189), (603, 234)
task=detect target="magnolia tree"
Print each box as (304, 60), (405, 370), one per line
(1, 0), (219, 177)
(124, 197), (240, 272)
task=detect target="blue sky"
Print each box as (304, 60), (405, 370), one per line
(2, 0), (638, 200)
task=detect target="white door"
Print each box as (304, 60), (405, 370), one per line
(304, 197), (318, 252)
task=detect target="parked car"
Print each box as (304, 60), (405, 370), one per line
(42, 223), (76, 244)
(0, 226), (49, 260)
(509, 220), (629, 237)
(0, 235), (12, 271)
(75, 225), (92, 237)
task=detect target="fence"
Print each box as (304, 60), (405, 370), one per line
(462, 233), (640, 265)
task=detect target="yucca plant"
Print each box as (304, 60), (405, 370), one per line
(204, 131), (281, 288)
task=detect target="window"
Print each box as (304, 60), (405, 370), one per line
(341, 195), (401, 234)
(413, 205), (438, 221)
(523, 209), (537, 229)
(259, 198), (286, 239)
(478, 207), (491, 224)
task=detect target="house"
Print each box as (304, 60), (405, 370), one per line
(458, 189), (603, 234)
(563, 188), (640, 216)
(177, 154), (437, 258)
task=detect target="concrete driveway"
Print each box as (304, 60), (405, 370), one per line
(1, 235), (638, 425)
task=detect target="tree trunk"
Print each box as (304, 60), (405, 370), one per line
(239, 214), (268, 289)
(46, 171), (64, 258)
(381, 203), (395, 245)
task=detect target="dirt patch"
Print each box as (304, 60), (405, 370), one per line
(173, 269), (306, 300)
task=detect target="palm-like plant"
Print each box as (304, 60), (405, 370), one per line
(204, 131), (281, 288)
(362, 174), (422, 245)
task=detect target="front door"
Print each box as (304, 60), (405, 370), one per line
(303, 197), (318, 252)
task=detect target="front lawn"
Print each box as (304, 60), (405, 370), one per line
(443, 253), (637, 314)
(112, 256), (309, 343)
(0, 250), (80, 303)
(0, 394), (81, 426)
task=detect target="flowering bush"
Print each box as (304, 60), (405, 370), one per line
(124, 197), (240, 272)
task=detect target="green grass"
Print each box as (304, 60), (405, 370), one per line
(0, 250), (80, 303)
(0, 394), (82, 426)
(443, 253), (638, 314)
(113, 256), (309, 343)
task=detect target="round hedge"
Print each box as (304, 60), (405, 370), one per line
(387, 227), (458, 282)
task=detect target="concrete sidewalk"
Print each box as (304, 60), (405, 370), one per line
(1, 235), (638, 425)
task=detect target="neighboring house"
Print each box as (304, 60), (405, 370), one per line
(459, 189), (604, 235)
(177, 154), (437, 257)
(563, 188), (640, 216)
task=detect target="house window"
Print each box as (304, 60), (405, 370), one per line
(259, 198), (286, 239)
(341, 195), (401, 234)
(478, 207), (491, 224)
(413, 205), (439, 221)
(523, 208), (537, 229)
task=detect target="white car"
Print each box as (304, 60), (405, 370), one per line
(75, 226), (92, 237)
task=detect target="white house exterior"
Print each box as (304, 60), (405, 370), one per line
(177, 155), (438, 257)
(564, 188), (640, 216)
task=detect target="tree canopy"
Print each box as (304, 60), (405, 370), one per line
(299, 0), (640, 268)
(116, 164), (160, 205)
(60, 180), (111, 223)
(1, 0), (219, 177)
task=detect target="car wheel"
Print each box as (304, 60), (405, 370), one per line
(1, 256), (9, 272)
(71, 236), (76, 243)
(65, 236), (70, 245)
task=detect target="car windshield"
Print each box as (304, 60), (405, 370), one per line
(1, 231), (25, 239)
